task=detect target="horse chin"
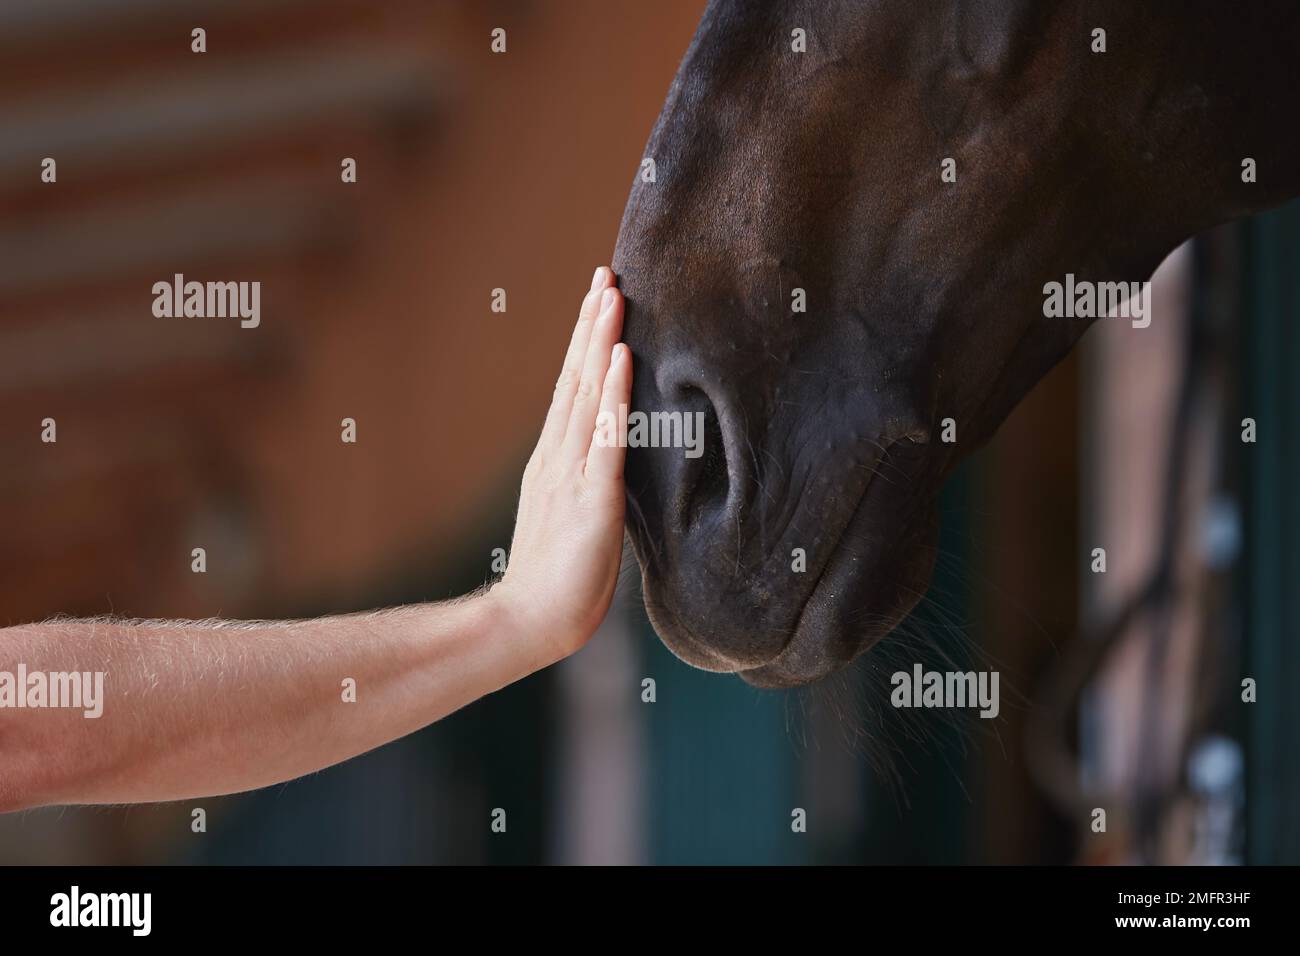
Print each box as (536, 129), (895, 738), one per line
(739, 493), (940, 688)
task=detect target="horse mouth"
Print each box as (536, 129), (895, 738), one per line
(736, 467), (902, 687)
(632, 437), (936, 688)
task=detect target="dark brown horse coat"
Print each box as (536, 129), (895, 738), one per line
(612, 0), (1300, 685)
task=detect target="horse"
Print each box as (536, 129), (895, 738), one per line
(611, 0), (1300, 687)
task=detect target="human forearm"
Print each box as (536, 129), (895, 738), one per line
(1, 591), (548, 810)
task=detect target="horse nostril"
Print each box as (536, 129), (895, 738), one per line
(653, 370), (738, 536)
(683, 396), (728, 531)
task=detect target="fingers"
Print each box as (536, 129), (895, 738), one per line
(562, 284), (624, 462)
(540, 267), (615, 449)
(586, 343), (633, 482)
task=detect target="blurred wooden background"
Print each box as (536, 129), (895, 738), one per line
(0, 0), (701, 624)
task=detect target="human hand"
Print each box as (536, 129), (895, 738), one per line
(490, 266), (631, 664)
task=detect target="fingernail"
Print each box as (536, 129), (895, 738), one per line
(612, 344), (628, 366)
(591, 266), (606, 290)
(601, 287), (617, 311)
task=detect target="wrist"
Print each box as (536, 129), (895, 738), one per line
(484, 581), (577, 670)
